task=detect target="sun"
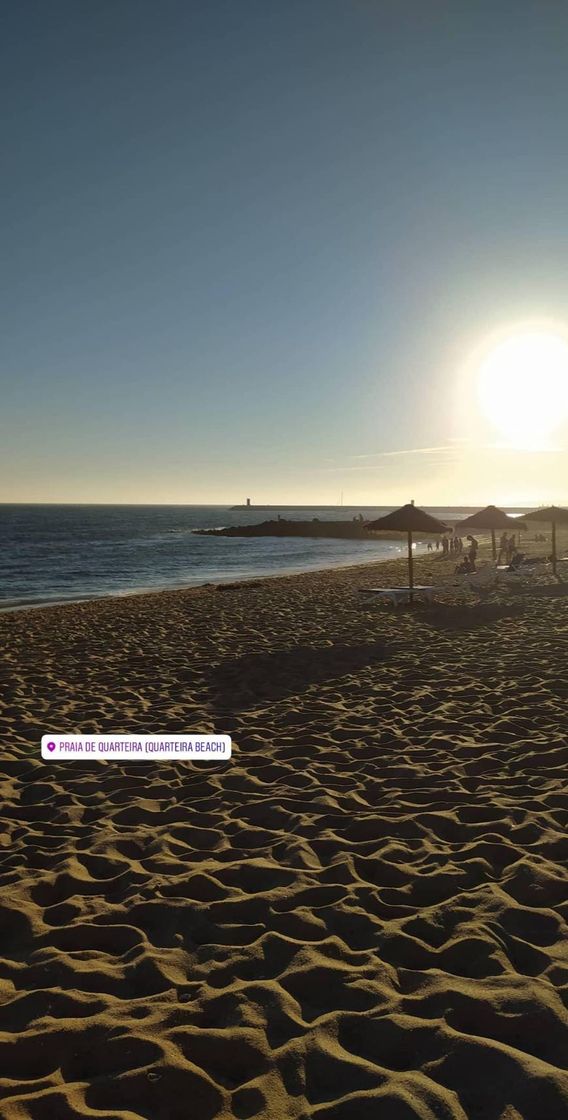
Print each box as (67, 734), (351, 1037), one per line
(477, 329), (568, 448)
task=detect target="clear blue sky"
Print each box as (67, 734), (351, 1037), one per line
(3, 0), (568, 504)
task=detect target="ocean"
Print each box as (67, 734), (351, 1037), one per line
(0, 504), (526, 610)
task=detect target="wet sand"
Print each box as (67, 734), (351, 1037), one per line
(0, 552), (567, 1119)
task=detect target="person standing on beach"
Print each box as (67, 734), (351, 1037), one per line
(498, 531), (508, 564)
(466, 534), (478, 569)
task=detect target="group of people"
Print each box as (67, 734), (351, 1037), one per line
(426, 533), (479, 572)
(426, 535), (464, 555)
(497, 532), (518, 565)
(454, 531), (532, 576)
(426, 527), (550, 580)
(455, 534), (479, 574)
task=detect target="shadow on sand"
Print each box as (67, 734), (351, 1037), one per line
(209, 640), (389, 710)
(417, 600), (526, 632)
(503, 580), (568, 599)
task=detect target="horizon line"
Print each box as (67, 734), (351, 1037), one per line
(0, 500), (556, 510)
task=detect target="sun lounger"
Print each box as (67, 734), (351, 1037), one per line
(429, 563), (498, 599)
(359, 585), (437, 606)
(360, 564), (499, 607)
(361, 564), (500, 605)
(497, 560), (551, 584)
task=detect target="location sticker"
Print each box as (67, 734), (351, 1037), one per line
(41, 734), (232, 761)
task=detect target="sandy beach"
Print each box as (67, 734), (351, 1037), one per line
(1, 551), (567, 1119)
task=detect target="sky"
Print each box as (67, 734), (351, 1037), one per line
(2, 0), (568, 506)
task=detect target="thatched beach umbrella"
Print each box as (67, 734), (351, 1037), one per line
(457, 504), (527, 560)
(366, 501), (449, 602)
(524, 505), (568, 576)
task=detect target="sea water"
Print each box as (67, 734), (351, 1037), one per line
(0, 504), (526, 609)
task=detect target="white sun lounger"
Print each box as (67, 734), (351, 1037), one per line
(359, 585), (437, 606)
(424, 564), (498, 600)
(360, 564), (499, 607)
(496, 561), (551, 584)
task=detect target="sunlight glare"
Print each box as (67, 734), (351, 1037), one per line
(477, 330), (568, 448)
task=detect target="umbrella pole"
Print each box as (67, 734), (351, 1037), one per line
(552, 520), (557, 577)
(408, 529), (414, 604)
(491, 529), (496, 560)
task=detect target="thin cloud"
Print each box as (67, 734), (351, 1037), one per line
(320, 456), (460, 473)
(352, 445), (456, 461)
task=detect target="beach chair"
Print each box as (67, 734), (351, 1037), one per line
(359, 584), (437, 607)
(525, 560), (551, 577)
(497, 560), (550, 586)
(360, 563), (498, 607)
(428, 563), (497, 601)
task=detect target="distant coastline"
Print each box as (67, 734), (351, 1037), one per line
(230, 504), (349, 511)
(195, 519), (380, 540)
(228, 504), (534, 513)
